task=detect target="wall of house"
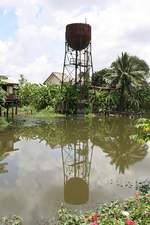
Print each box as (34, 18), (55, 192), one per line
(45, 75), (61, 85)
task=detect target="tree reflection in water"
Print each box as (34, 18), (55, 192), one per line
(0, 130), (19, 173)
(0, 117), (148, 201)
(17, 117), (148, 174)
(17, 119), (93, 204)
(91, 117), (148, 173)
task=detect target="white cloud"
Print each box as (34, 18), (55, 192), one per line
(0, 0), (150, 82)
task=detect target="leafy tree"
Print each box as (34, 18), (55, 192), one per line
(19, 83), (61, 110)
(18, 52), (150, 114)
(18, 74), (28, 86)
(0, 79), (6, 103)
(18, 83), (39, 106)
(61, 84), (79, 114)
(110, 52), (149, 110)
(92, 68), (111, 87)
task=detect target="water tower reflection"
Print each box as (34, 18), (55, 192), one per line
(61, 142), (93, 204)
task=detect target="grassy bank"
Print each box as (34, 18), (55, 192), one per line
(18, 106), (66, 120)
(0, 117), (9, 128)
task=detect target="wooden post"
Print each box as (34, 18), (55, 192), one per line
(15, 104), (18, 115)
(6, 105), (9, 118)
(12, 106), (14, 118)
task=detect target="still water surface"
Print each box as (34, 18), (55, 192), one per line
(0, 117), (150, 224)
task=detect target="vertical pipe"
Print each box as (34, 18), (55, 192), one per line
(61, 42), (67, 90)
(79, 51), (82, 84)
(61, 146), (66, 184)
(74, 144), (77, 178)
(90, 42), (94, 76)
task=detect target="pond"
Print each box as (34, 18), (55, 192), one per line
(0, 117), (150, 224)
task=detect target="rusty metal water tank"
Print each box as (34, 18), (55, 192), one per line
(66, 23), (91, 51)
(64, 177), (89, 204)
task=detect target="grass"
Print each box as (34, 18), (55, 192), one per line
(0, 117), (9, 128)
(17, 106), (66, 120)
(33, 109), (66, 119)
(84, 113), (96, 119)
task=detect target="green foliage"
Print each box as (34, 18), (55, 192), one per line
(18, 53), (150, 114)
(31, 84), (61, 110)
(59, 84), (80, 114)
(132, 118), (150, 144)
(58, 186), (150, 225)
(18, 83), (38, 106)
(33, 107), (65, 119)
(0, 117), (9, 128)
(0, 88), (6, 103)
(18, 74), (27, 86)
(19, 83), (61, 111)
(0, 215), (22, 225)
(91, 53), (150, 113)
(92, 68), (112, 87)
(19, 83), (86, 114)
(111, 52), (149, 111)
(19, 105), (36, 114)
(92, 90), (119, 112)
(0, 80), (6, 103)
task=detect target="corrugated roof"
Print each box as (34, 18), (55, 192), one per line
(44, 72), (71, 83)
(0, 76), (18, 85)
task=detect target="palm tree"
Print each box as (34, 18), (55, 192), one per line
(91, 117), (148, 173)
(110, 52), (149, 111)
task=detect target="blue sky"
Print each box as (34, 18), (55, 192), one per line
(0, 8), (17, 40)
(0, 0), (150, 83)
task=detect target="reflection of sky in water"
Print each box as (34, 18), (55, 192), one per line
(0, 119), (149, 225)
(0, 139), (64, 225)
(90, 145), (150, 203)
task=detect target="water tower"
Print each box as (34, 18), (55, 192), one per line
(61, 142), (93, 204)
(62, 23), (93, 86)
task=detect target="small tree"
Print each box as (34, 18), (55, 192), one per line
(19, 74), (28, 86)
(92, 68), (111, 87)
(0, 79), (6, 103)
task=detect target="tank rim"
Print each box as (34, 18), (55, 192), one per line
(66, 22), (91, 27)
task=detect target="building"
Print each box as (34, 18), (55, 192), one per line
(43, 72), (71, 85)
(0, 75), (19, 117)
(0, 76), (18, 102)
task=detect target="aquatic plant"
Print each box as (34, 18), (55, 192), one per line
(0, 215), (22, 225)
(131, 118), (150, 144)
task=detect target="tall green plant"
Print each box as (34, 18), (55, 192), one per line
(111, 52), (149, 110)
(92, 68), (111, 87)
(61, 84), (79, 114)
(133, 118), (150, 144)
(19, 83), (61, 111)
